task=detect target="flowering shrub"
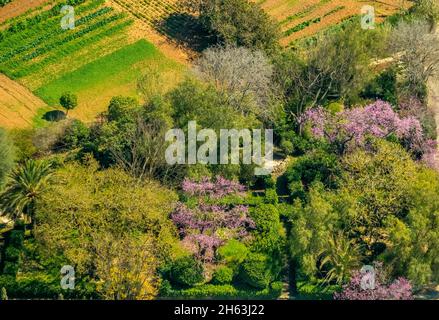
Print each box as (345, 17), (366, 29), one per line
(182, 176), (246, 198)
(171, 177), (255, 262)
(334, 263), (413, 300)
(302, 100), (436, 165)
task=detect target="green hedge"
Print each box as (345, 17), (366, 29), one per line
(0, 274), (97, 300)
(161, 281), (283, 300)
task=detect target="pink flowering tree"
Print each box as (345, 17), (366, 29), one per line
(334, 262), (413, 300)
(301, 100), (436, 165)
(171, 176), (255, 263)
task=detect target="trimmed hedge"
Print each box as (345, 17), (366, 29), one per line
(161, 282), (283, 299)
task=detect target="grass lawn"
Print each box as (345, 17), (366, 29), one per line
(34, 39), (186, 124)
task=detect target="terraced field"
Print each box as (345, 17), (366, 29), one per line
(0, 73), (47, 128)
(256, 0), (413, 46)
(112, 0), (182, 29)
(0, 0), (185, 125)
(0, 0), (133, 90)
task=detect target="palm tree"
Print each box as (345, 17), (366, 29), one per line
(0, 159), (54, 230)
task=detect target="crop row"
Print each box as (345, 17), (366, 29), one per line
(21, 12), (124, 62)
(280, 0), (331, 27)
(0, 7), (114, 64)
(2, 18), (132, 79)
(283, 5), (346, 37)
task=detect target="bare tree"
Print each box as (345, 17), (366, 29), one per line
(194, 45), (277, 121)
(109, 116), (171, 181)
(390, 19), (439, 96)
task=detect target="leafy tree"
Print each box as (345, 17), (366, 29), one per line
(184, 0), (280, 54)
(171, 79), (260, 131)
(107, 96), (138, 122)
(239, 252), (272, 289)
(0, 159), (53, 228)
(302, 100), (435, 161)
(0, 128), (14, 188)
(59, 92), (78, 116)
(285, 149), (340, 201)
(412, 0), (439, 31)
(94, 233), (159, 300)
(248, 204), (286, 282)
(168, 80), (261, 180)
(169, 256), (205, 287)
(88, 95), (175, 181)
(274, 25), (384, 125)
(35, 161), (179, 298)
(289, 140), (439, 286)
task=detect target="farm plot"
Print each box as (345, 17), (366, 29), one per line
(0, 0), (134, 90)
(110, 0), (200, 49)
(256, 0), (413, 46)
(35, 39), (186, 122)
(0, 73), (47, 128)
(111, 0), (182, 29)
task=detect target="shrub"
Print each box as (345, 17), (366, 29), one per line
(4, 246), (21, 262)
(239, 253), (272, 289)
(264, 189), (278, 205)
(60, 120), (90, 150)
(1, 287), (7, 300)
(334, 263), (413, 300)
(212, 266), (234, 284)
(9, 230), (24, 247)
(170, 256), (205, 287)
(107, 96), (138, 122)
(2, 262), (18, 276)
(162, 283), (282, 299)
(217, 239), (249, 271)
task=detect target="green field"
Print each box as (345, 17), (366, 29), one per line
(35, 39), (185, 122)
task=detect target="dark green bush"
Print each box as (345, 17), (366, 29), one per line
(264, 189), (278, 205)
(170, 256), (204, 287)
(285, 149), (340, 200)
(239, 253), (272, 289)
(2, 262), (18, 276)
(4, 246), (21, 262)
(8, 230), (24, 247)
(161, 283), (282, 299)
